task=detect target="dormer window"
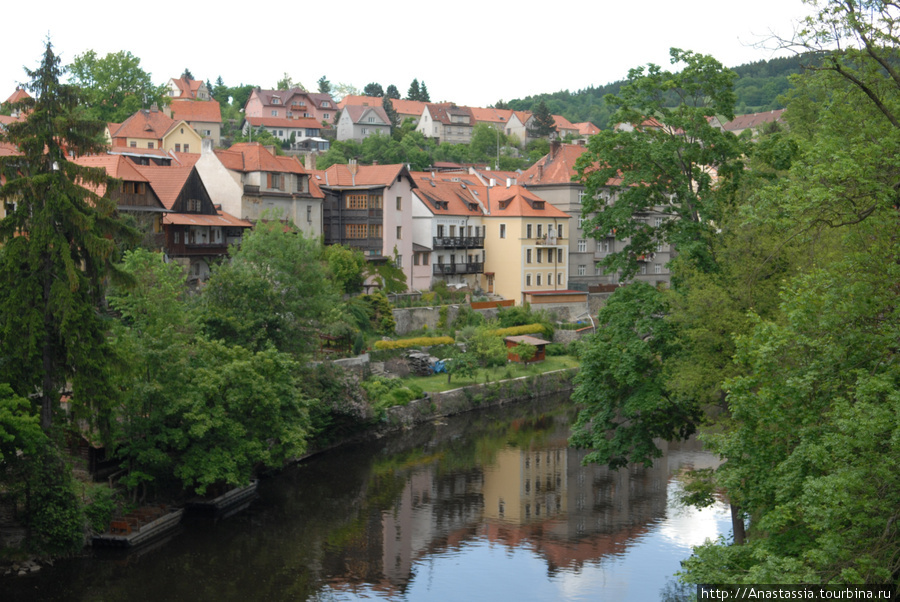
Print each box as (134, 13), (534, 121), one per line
(272, 97), (281, 105)
(533, 201), (544, 209)
(368, 117), (375, 123)
(322, 101), (330, 108)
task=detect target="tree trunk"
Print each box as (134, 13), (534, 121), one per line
(730, 503), (746, 545)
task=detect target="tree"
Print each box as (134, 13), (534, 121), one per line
(419, 81), (430, 102)
(531, 100), (556, 137)
(325, 244), (367, 295)
(181, 68), (194, 80)
(385, 84), (400, 100)
(200, 219), (336, 356)
(365, 249), (407, 294)
(317, 75), (331, 95)
(0, 40), (138, 434)
(363, 82), (384, 97)
(332, 82), (360, 102)
(407, 78), (421, 101)
(382, 96), (400, 129)
(575, 48), (745, 279)
(68, 49), (169, 123)
(513, 342), (537, 366)
(276, 73), (304, 91)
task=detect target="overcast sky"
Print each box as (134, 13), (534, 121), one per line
(2, 0), (815, 108)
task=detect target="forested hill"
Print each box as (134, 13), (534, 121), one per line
(504, 53), (815, 129)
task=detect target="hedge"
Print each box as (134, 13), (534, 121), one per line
(373, 336), (456, 350)
(488, 323), (549, 338)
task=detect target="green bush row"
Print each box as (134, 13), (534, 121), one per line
(373, 336), (456, 350)
(488, 323), (549, 338)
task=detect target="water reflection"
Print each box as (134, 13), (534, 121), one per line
(1, 397), (729, 601)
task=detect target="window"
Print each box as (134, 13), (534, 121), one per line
(537, 224), (543, 238)
(536, 274), (542, 286)
(578, 264), (586, 276)
(371, 224), (383, 238)
(396, 196), (402, 210)
(557, 273), (563, 285)
(322, 101), (330, 107)
(578, 190), (587, 204)
(654, 263), (662, 274)
(596, 266), (603, 276)
(278, 130), (284, 137)
(346, 194), (367, 209)
(368, 117), (375, 123)
(272, 98), (281, 105)
(147, 142), (154, 149)
(423, 252), (429, 264)
(578, 216), (585, 229)
(526, 224), (533, 238)
(526, 249), (532, 264)
(437, 225), (445, 237)
(370, 195), (383, 209)
(526, 274), (532, 286)
(500, 224), (506, 239)
(184, 144), (189, 153)
(271, 110), (278, 116)
(346, 224), (367, 238)
(578, 239), (586, 252)
(174, 231), (181, 244)
(449, 225), (456, 237)
(323, 113), (330, 119)
(547, 272), (552, 285)
(395, 255), (402, 268)
(307, 206), (312, 223)
(657, 242), (665, 253)
(396, 226), (402, 239)
(362, 128), (368, 135)
(413, 254), (420, 266)
(537, 249), (542, 264)
(180, 128), (184, 135)
(558, 224), (564, 238)
(130, 141), (137, 148)
(641, 264), (648, 275)
(188, 198), (201, 212)
(557, 248), (563, 262)
(655, 217), (664, 227)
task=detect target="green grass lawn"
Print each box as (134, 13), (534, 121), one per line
(397, 355), (579, 393)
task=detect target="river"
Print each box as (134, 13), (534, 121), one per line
(2, 395), (730, 601)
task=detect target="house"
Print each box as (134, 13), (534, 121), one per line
(136, 162), (252, 281)
(204, 141), (324, 239)
(722, 109), (786, 137)
(552, 115), (579, 140)
(482, 182), (570, 304)
(416, 104), (475, 145)
(469, 107), (515, 131)
(243, 88), (337, 125)
(505, 335), (551, 363)
(317, 162), (416, 289)
(243, 116), (329, 151)
(168, 100), (222, 147)
(108, 107), (203, 154)
(504, 111), (534, 146)
(410, 171), (488, 291)
(574, 122), (600, 139)
(520, 141), (674, 289)
(2, 87), (30, 119)
(338, 96), (428, 126)
(335, 106), (391, 142)
(167, 76), (210, 101)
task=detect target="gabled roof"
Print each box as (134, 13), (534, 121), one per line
(131, 164), (195, 210)
(111, 109), (178, 140)
(4, 87), (30, 105)
(252, 87), (336, 110)
(215, 142), (306, 174)
(574, 122), (600, 136)
(338, 95), (428, 118)
(169, 100), (222, 123)
(722, 109), (786, 132)
(108, 147), (173, 161)
(410, 171), (487, 216)
(489, 184), (568, 218)
(245, 116), (323, 129)
(71, 154), (162, 202)
(468, 168), (522, 186)
(318, 163), (413, 188)
(341, 105), (390, 125)
(424, 103), (474, 126)
(520, 143), (589, 186)
(0, 115), (22, 128)
(552, 115), (578, 131)
(169, 77), (205, 99)
(469, 107), (515, 125)
(164, 210), (252, 228)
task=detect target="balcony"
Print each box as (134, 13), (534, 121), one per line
(432, 236), (484, 249)
(534, 237), (559, 246)
(433, 262), (484, 275)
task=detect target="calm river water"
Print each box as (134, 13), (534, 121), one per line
(3, 396), (730, 601)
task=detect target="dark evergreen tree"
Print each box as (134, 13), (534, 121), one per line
(0, 40), (138, 434)
(382, 96), (399, 129)
(363, 82), (384, 97)
(182, 68), (194, 80)
(419, 81), (430, 102)
(317, 75), (331, 95)
(531, 100), (556, 137)
(407, 78), (421, 101)
(385, 84), (400, 100)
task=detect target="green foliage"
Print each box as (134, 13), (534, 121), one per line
(365, 250), (407, 295)
(25, 446), (84, 555)
(0, 385), (45, 465)
(361, 290), (396, 335)
(361, 376), (424, 414)
(570, 283), (701, 469)
(437, 306), (449, 331)
(68, 49), (168, 123)
(373, 336), (454, 350)
(82, 483), (117, 533)
(531, 100), (556, 137)
(513, 342), (537, 365)
(325, 244), (367, 295)
(465, 327), (509, 369)
(317, 75), (331, 95)
(385, 84), (400, 100)
(489, 323), (549, 338)
(363, 82), (384, 97)
(0, 40), (139, 435)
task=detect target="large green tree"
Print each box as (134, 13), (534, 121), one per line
(575, 48), (745, 279)
(68, 49), (168, 123)
(0, 41), (138, 434)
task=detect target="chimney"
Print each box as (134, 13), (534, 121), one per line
(150, 103), (159, 113)
(549, 140), (560, 160)
(505, 177), (517, 188)
(348, 159), (358, 186)
(489, 178), (496, 187)
(537, 164), (543, 181)
(305, 153), (317, 171)
(201, 138), (214, 154)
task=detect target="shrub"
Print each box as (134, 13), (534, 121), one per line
(373, 336), (455, 350)
(489, 323), (549, 338)
(545, 343), (567, 356)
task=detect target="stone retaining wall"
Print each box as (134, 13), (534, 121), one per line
(381, 368), (578, 431)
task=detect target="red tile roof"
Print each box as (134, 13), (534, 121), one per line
(111, 109), (178, 140)
(4, 88), (30, 105)
(489, 184), (569, 218)
(319, 163), (412, 187)
(170, 77), (204, 99)
(574, 122), (600, 136)
(722, 109), (786, 132)
(131, 164), (194, 210)
(424, 103), (474, 126)
(469, 107), (515, 125)
(164, 210), (251, 228)
(341, 105), (391, 125)
(552, 115), (578, 131)
(169, 100), (222, 123)
(520, 143), (588, 185)
(215, 142), (305, 174)
(410, 171), (488, 216)
(245, 116), (323, 129)
(0, 115), (22, 127)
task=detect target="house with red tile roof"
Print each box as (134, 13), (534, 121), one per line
(506, 111), (584, 145)
(336, 105), (391, 142)
(481, 182), (571, 304)
(469, 107), (516, 130)
(520, 142), (673, 289)
(197, 141), (323, 239)
(167, 76), (210, 101)
(109, 106), (203, 154)
(135, 162), (251, 281)
(416, 104), (475, 145)
(2, 87), (31, 119)
(244, 88), (337, 125)
(243, 115), (329, 151)
(316, 162), (416, 289)
(574, 122), (600, 138)
(338, 96), (428, 126)
(410, 171), (489, 291)
(168, 99), (222, 146)
(722, 109), (786, 137)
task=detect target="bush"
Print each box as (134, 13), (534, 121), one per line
(82, 483), (117, 533)
(545, 343), (567, 356)
(489, 324), (549, 338)
(373, 336), (455, 350)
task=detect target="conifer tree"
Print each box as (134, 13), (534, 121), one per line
(419, 80), (430, 102)
(0, 40), (138, 435)
(406, 78), (421, 101)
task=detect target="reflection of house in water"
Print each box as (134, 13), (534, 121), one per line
(482, 447), (567, 524)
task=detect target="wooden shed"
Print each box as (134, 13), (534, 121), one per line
(504, 334), (551, 364)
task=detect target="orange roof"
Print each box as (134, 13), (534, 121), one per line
(131, 164), (194, 210)
(722, 109), (786, 132)
(245, 116), (323, 129)
(72, 154), (149, 183)
(215, 142), (305, 174)
(171, 151), (200, 167)
(489, 185), (569, 218)
(424, 103), (474, 126)
(0, 115), (22, 128)
(169, 100), (222, 123)
(410, 171), (487, 216)
(170, 77), (204, 99)
(4, 88), (30, 105)
(520, 144), (588, 185)
(574, 122), (600, 136)
(469, 107), (515, 124)
(164, 210), (251, 228)
(319, 163), (412, 188)
(0, 142), (21, 156)
(112, 109), (177, 140)
(552, 115), (577, 131)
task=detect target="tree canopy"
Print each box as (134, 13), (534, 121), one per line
(68, 49), (168, 123)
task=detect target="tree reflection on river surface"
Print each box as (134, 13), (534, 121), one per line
(2, 395), (730, 601)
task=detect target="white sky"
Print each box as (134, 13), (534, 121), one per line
(2, 0), (814, 109)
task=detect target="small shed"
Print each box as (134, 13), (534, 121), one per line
(504, 334), (551, 364)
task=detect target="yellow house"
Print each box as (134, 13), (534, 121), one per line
(483, 184), (570, 304)
(109, 106), (203, 154)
